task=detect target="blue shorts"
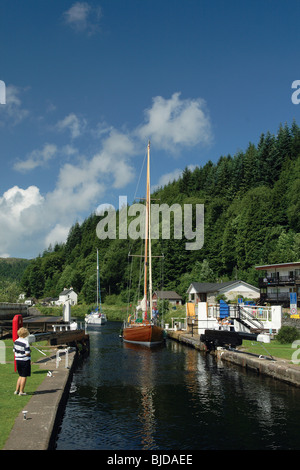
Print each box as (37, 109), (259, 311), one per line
(16, 360), (31, 377)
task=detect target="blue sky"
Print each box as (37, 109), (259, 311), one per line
(0, 0), (299, 259)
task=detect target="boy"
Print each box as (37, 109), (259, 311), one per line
(13, 327), (31, 395)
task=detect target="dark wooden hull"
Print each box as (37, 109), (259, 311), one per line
(123, 323), (164, 346)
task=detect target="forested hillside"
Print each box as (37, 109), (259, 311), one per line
(20, 122), (300, 304)
(0, 258), (30, 282)
(0, 258), (31, 303)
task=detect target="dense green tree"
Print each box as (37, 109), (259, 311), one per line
(0, 280), (21, 302)
(65, 222), (82, 262)
(28, 257), (45, 298)
(290, 120), (300, 158)
(179, 167), (194, 195)
(15, 121), (300, 303)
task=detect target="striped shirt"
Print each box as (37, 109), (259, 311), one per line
(13, 337), (31, 361)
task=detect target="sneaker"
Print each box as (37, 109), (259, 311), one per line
(19, 392), (27, 396)
(14, 391), (19, 395)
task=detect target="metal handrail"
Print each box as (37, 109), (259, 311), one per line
(238, 305), (264, 331)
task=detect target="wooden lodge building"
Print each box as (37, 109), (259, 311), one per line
(256, 262), (300, 307)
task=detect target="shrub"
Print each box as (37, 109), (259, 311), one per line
(276, 326), (300, 344)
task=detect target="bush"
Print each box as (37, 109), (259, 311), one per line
(104, 294), (125, 306)
(276, 326), (300, 344)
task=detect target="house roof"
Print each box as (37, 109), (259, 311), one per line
(59, 288), (76, 296)
(255, 262), (300, 270)
(153, 290), (183, 300)
(187, 280), (259, 294)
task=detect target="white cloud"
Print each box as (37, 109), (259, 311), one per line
(63, 2), (102, 35)
(62, 144), (78, 156)
(0, 186), (45, 257)
(155, 168), (183, 188)
(56, 113), (87, 139)
(13, 143), (57, 172)
(45, 224), (70, 248)
(152, 165), (197, 192)
(0, 84), (29, 126)
(1, 126), (138, 256)
(0, 186), (44, 219)
(49, 128), (136, 217)
(0, 92), (213, 257)
(137, 92), (212, 151)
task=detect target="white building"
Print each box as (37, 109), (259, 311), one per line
(58, 287), (78, 306)
(187, 280), (260, 304)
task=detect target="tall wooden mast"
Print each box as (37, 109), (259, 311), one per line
(143, 141), (151, 320)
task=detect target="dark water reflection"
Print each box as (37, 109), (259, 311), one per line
(55, 322), (300, 450)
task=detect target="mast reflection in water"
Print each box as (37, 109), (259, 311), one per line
(56, 322), (300, 450)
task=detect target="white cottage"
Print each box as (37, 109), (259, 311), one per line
(58, 287), (78, 306)
(187, 280), (260, 304)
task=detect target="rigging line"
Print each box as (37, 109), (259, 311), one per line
(126, 252), (133, 315)
(137, 238), (144, 304)
(133, 147), (148, 201)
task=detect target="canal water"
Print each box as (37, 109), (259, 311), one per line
(55, 321), (300, 450)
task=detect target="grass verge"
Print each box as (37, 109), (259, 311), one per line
(0, 339), (52, 449)
(239, 339), (298, 362)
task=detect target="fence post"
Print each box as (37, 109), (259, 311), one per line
(0, 340), (5, 364)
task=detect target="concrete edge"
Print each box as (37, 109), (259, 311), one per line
(3, 350), (78, 450)
(167, 330), (300, 388)
(216, 348), (300, 387)
(47, 351), (78, 450)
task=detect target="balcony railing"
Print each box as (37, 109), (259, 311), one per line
(260, 292), (299, 301)
(259, 275), (300, 287)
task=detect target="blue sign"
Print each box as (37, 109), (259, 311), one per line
(219, 299), (229, 318)
(290, 292), (297, 305)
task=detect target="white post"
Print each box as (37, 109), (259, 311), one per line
(271, 305), (282, 331)
(65, 348), (69, 368)
(63, 301), (71, 323)
(56, 350), (61, 368)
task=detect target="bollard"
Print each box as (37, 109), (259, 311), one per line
(65, 348), (69, 368)
(56, 348), (69, 368)
(56, 350), (62, 368)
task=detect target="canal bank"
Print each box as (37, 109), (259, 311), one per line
(3, 348), (77, 450)
(4, 327), (300, 451)
(167, 330), (300, 388)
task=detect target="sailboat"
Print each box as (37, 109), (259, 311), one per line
(85, 249), (107, 326)
(122, 141), (165, 347)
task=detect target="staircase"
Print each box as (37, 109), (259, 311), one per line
(235, 306), (264, 334)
